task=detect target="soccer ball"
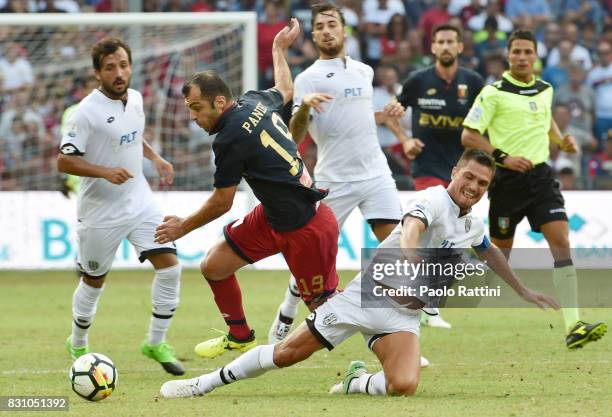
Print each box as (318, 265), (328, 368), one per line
(69, 353), (118, 401)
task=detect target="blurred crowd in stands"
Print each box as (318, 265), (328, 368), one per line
(0, 0), (611, 191)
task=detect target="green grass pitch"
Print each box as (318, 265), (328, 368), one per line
(1, 269), (610, 417)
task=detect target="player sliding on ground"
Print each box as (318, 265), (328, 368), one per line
(154, 19), (340, 359)
(160, 149), (559, 398)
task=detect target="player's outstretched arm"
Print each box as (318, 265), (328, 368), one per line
(289, 92), (333, 143)
(272, 17), (300, 104)
(154, 185), (237, 244)
(461, 127), (533, 172)
(374, 100), (405, 125)
(549, 119), (579, 154)
(57, 154), (133, 185)
(383, 116), (424, 159)
(143, 139), (174, 185)
(399, 217), (426, 264)
(400, 217), (425, 249)
(461, 127), (494, 154)
(477, 244), (560, 310)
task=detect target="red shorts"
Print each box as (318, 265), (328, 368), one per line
(224, 203), (339, 303)
(413, 176), (449, 191)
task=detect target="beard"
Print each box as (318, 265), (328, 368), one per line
(437, 54), (457, 67)
(100, 78), (130, 99)
(317, 39), (344, 58)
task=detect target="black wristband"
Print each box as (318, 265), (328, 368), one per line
(492, 148), (509, 164)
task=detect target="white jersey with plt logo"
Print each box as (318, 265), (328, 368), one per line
(381, 185), (489, 250)
(292, 57), (391, 182)
(60, 88), (154, 228)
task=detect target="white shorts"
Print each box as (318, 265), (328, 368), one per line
(305, 276), (420, 351)
(76, 205), (176, 277)
(317, 174), (402, 228)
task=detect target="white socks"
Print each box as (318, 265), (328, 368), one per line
(148, 264), (182, 345)
(348, 371), (387, 395)
(196, 345), (278, 394)
(279, 275), (301, 319)
(71, 278), (104, 347)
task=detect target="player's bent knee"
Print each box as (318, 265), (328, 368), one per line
(82, 274), (106, 288)
(386, 375), (419, 396)
(200, 258), (221, 281)
(272, 342), (311, 368)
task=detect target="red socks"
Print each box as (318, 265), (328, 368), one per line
(206, 275), (252, 340)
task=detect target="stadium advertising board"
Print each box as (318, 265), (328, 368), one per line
(1, 191), (611, 270)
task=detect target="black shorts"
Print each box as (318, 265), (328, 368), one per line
(488, 163), (567, 239)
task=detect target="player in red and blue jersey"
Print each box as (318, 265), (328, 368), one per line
(154, 18), (339, 359)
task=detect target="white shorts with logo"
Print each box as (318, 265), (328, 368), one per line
(305, 275), (420, 351)
(76, 204), (176, 277)
(316, 174), (402, 228)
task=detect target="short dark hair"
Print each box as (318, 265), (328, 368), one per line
(182, 70), (233, 104)
(432, 24), (462, 42)
(507, 29), (537, 51)
(91, 37), (132, 71)
(456, 149), (496, 176)
(311, 2), (345, 29)
(484, 16), (498, 32)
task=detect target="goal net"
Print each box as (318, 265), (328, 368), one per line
(0, 12), (256, 191)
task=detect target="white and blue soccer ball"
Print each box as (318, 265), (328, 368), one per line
(69, 353), (118, 401)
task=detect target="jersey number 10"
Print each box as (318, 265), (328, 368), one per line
(259, 112), (300, 176)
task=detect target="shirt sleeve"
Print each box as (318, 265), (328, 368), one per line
(397, 73), (417, 108)
(471, 221), (490, 250)
(59, 108), (90, 156)
(366, 64), (375, 84)
(255, 88), (285, 112)
(471, 72), (485, 102)
(462, 85), (498, 135)
(292, 74), (315, 116)
(402, 191), (441, 228)
(212, 139), (245, 188)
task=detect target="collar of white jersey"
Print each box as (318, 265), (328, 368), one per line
(93, 88), (132, 104)
(315, 55), (353, 68)
(436, 185), (472, 218)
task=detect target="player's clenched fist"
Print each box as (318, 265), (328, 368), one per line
(104, 167), (133, 184)
(402, 138), (425, 160)
(559, 134), (578, 154)
(155, 215), (186, 244)
(303, 93), (333, 113)
(382, 101), (405, 119)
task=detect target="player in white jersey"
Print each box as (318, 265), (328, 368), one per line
(57, 38), (184, 376)
(159, 149), (559, 399)
(268, 2), (406, 344)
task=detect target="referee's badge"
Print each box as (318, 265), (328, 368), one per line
(465, 218), (472, 233)
(498, 217), (510, 235)
(529, 101), (538, 112)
